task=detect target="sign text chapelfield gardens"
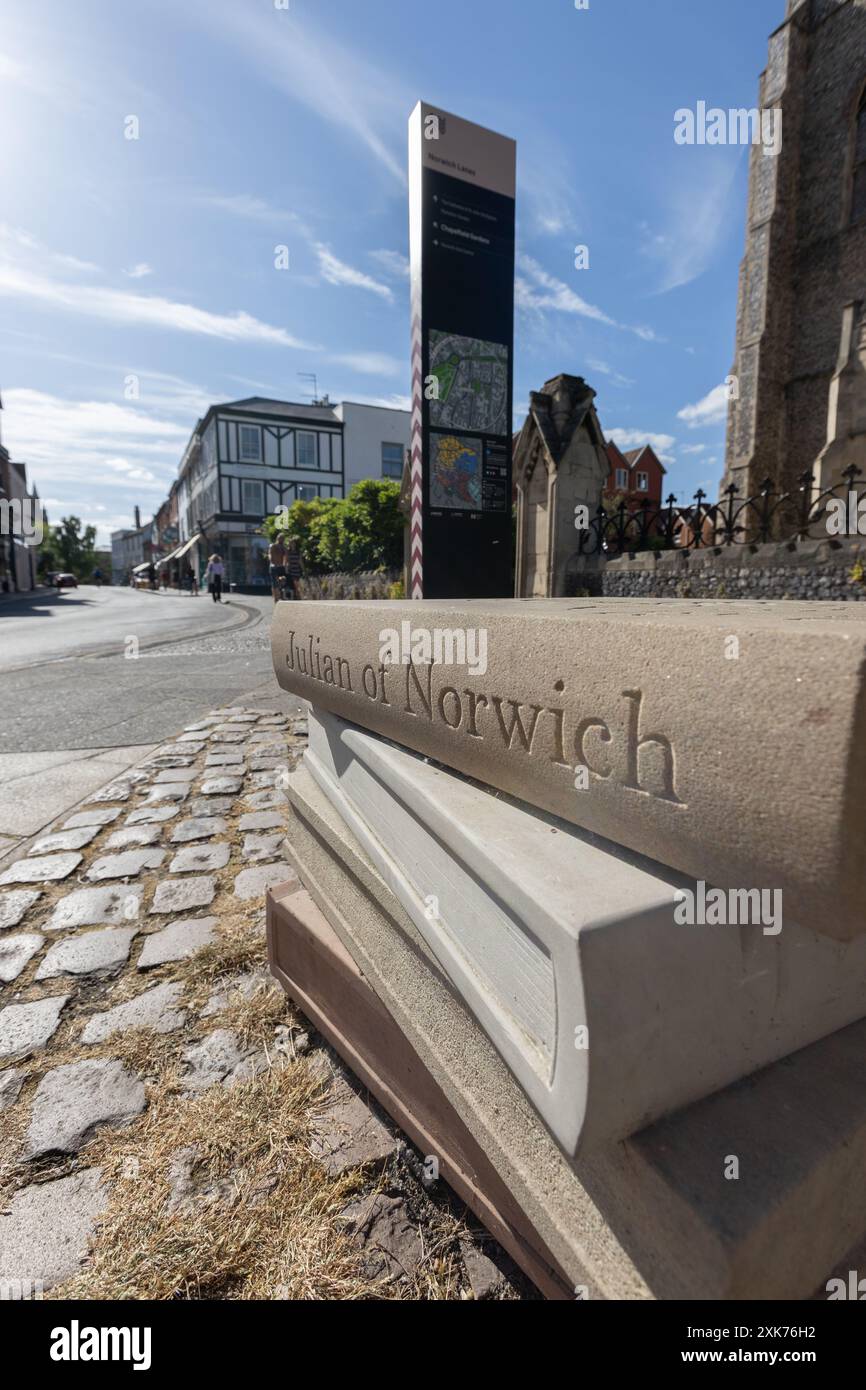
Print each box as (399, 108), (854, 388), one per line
(282, 629), (683, 805)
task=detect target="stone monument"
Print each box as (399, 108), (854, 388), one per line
(513, 375), (608, 597)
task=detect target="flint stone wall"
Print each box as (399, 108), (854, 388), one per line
(575, 538), (866, 601)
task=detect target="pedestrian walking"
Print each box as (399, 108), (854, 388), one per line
(205, 554), (224, 603)
(268, 533), (288, 602)
(285, 536), (304, 599)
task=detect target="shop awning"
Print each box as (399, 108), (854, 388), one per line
(132, 561), (151, 574)
(172, 534), (202, 562)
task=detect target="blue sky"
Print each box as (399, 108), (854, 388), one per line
(0, 0), (782, 545)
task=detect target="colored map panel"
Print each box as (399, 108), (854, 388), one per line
(430, 433), (483, 511)
(428, 330), (508, 436)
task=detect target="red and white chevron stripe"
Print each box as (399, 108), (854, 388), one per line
(409, 286), (424, 599)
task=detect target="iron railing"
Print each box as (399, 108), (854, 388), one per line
(577, 465), (865, 557)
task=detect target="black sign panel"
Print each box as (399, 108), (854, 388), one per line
(409, 105), (516, 599)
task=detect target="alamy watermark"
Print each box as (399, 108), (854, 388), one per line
(379, 622), (488, 677)
(675, 102), (782, 159)
(0, 497), (44, 546)
(674, 881), (782, 936)
(825, 491), (866, 537)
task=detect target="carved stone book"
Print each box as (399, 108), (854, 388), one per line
(272, 598), (866, 940)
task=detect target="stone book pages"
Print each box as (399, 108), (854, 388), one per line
(272, 598), (866, 941)
(298, 706), (866, 1154)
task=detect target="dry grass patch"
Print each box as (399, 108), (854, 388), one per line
(53, 1059), (379, 1301)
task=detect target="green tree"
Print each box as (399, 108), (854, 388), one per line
(38, 516), (98, 579)
(262, 480), (402, 574)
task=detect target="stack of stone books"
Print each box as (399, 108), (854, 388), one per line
(267, 598), (866, 1299)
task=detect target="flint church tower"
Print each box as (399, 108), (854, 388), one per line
(722, 0), (866, 503)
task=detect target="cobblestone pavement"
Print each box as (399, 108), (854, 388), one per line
(0, 706), (530, 1301)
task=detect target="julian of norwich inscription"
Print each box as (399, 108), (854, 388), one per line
(283, 630), (683, 805)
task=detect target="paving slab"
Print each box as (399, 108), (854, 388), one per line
(36, 927), (138, 979)
(247, 771), (284, 791)
(85, 848), (166, 881)
(139, 784), (190, 805)
(0, 1169), (107, 1291)
(149, 876), (216, 914)
(103, 825), (162, 850)
(241, 833), (283, 863)
(249, 758), (287, 774)
(125, 805), (180, 826)
(24, 1059), (146, 1158)
(180, 1029), (248, 1092)
(0, 995), (68, 1058)
(0, 853), (82, 885)
(238, 812), (285, 833)
(199, 777), (243, 796)
(45, 885), (143, 932)
(170, 817), (227, 844)
(188, 796), (236, 817)
(209, 732), (247, 745)
(0, 890), (41, 931)
(153, 768), (198, 784)
(84, 781), (132, 804)
(63, 808), (122, 830)
(204, 751), (246, 767)
(338, 1193), (424, 1280)
(310, 1076), (400, 1176)
(169, 843), (230, 874)
(0, 932), (45, 983)
(29, 827), (99, 855)
(233, 863), (294, 901)
(0, 1066), (25, 1111)
(137, 917), (218, 969)
(243, 790), (287, 812)
(201, 968), (277, 1018)
(0, 746), (152, 838)
(460, 1241), (509, 1300)
(80, 981), (187, 1043)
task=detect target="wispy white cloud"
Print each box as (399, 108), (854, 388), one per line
(517, 255), (661, 342)
(0, 224), (99, 274)
(123, 262), (153, 279)
(330, 352), (404, 376)
(677, 383), (729, 428)
(370, 249), (410, 279)
(681, 443), (707, 454)
(587, 358), (635, 389)
(315, 245), (392, 302)
(0, 259), (317, 348)
(194, 192), (307, 231)
(189, 1), (407, 185)
(638, 153), (741, 294)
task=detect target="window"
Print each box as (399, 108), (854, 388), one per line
(637, 472), (649, 492)
(382, 442), (405, 479)
(296, 484), (319, 502)
(615, 468), (628, 489)
(239, 424), (261, 462)
(242, 480), (264, 516)
(853, 88), (866, 224)
(297, 432), (318, 469)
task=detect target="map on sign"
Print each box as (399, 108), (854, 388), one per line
(430, 433), (482, 511)
(428, 330), (508, 435)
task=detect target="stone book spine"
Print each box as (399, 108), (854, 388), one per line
(272, 600), (866, 940)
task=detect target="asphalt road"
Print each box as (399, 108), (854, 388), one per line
(0, 586), (301, 853)
(0, 585), (297, 751)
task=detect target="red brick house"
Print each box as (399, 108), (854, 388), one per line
(604, 441), (666, 511)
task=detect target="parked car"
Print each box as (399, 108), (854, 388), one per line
(55, 573), (79, 589)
